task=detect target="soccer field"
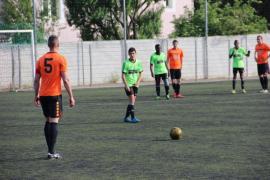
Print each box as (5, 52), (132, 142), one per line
(0, 80), (269, 179)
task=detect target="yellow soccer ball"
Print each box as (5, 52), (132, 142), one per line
(170, 127), (182, 140)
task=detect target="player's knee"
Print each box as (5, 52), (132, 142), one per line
(164, 79), (169, 86)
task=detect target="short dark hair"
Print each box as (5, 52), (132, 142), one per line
(128, 47), (136, 53)
(48, 35), (59, 48)
(173, 39), (178, 43)
(234, 40), (239, 44)
(257, 35), (263, 39)
(155, 44), (160, 49)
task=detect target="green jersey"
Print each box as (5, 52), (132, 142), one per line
(122, 59), (143, 87)
(150, 52), (168, 75)
(229, 47), (247, 68)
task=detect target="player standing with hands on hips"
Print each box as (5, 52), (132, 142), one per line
(34, 35), (75, 159)
(255, 35), (270, 93)
(122, 47), (143, 123)
(229, 40), (250, 94)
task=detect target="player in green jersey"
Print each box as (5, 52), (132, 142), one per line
(150, 44), (170, 100)
(229, 40), (250, 94)
(122, 47), (143, 123)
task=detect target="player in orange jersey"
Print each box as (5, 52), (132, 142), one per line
(167, 40), (184, 98)
(255, 35), (270, 93)
(34, 35), (75, 159)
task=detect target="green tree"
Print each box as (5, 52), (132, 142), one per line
(65, 0), (164, 40)
(171, 0), (268, 37)
(0, 0), (45, 43)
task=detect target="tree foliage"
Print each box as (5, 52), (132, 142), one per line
(171, 0), (268, 37)
(65, 0), (164, 40)
(0, 0), (45, 43)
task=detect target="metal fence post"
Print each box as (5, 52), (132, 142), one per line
(81, 42), (85, 86)
(77, 42), (80, 86)
(89, 44), (93, 86)
(195, 38), (198, 81)
(18, 46), (21, 89)
(11, 46), (15, 91)
(245, 35), (248, 77)
(228, 39), (231, 80)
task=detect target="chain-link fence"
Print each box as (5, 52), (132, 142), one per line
(0, 34), (269, 91)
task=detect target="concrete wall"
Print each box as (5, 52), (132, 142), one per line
(0, 34), (269, 90)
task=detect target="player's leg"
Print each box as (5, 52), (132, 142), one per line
(130, 86), (140, 122)
(263, 64), (268, 92)
(232, 68), (237, 93)
(161, 73), (170, 99)
(176, 69), (183, 98)
(155, 75), (161, 99)
(239, 68), (246, 93)
(124, 88), (133, 121)
(170, 69), (177, 96)
(40, 96), (62, 159)
(258, 64), (266, 92)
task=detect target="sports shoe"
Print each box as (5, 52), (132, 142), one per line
(173, 92), (177, 98)
(166, 94), (170, 100)
(231, 90), (236, 94)
(48, 153), (62, 159)
(176, 93), (184, 98)
(242, 89), (246, 94)
(131, 117), (140, 123)
(123, 117), (131, 122)
(155, 96), (161, 100)
(263, 89), (269, 93)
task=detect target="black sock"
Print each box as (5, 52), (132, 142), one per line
(156, 86), (160, 96)
(44, 122), (50, 153)
(232, 79), (236, 90)
(165, 85), (169, 95)
(130, 105), (135, 119)
(241, 79), (244, 89)
(260, 77), (265, 89)
(49, 123), (58, 154)
(264, 76), (268, 89)
(175, 84), (180, 94)
(172, 83), (176, 93)
(125, 104), (132, 118)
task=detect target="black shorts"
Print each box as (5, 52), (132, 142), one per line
(125, 86), (138, 96)
(40, 95), (63, 118)
(257, 63), (269, 75)
(233, 68), (244, 74)
(155, 73), (168, 81)
(170, 69), (181, 79)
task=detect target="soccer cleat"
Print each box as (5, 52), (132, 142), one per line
(48, 153), (62, 159)
(130, 117), (140, 123)
(123, 117), (131, 122)
(263, 89), (269, 93)
(166, 94), (170, 100)
(155, 96), (161, 100)
(242, 89), (246, 94)
(176, 93), (184, 98)
(231, 90), (236, 94)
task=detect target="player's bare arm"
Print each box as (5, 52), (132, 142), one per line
(135, 72), (143, 87)
(150, 63), (154, 77)
(121, 73), (130, 92)
(33, 73), (41, 106)
(61, 71), (75, 107)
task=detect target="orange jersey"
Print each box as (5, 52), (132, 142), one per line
(255, 43), (270, 64)
(36, 52), (67, 96)
(167, 48), (184, 69)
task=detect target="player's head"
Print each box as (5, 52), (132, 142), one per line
(234, 40), (239, 49)
(155, 44), (161, 54)
(257, 35), (263, 44)
(48, 35), (59, 50)
(172, 40), (178, 48)
(128, 47), (136, 60)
